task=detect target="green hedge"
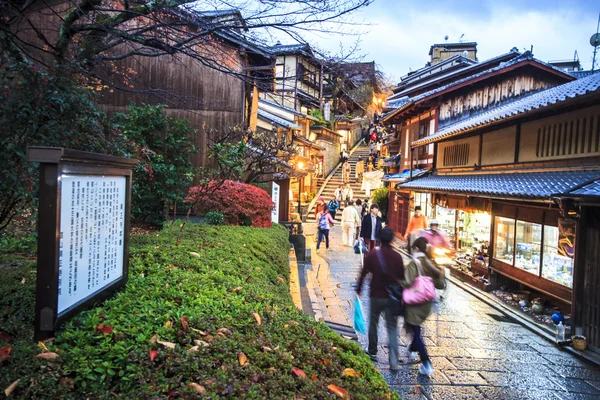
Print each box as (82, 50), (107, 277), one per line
(0, 223), (398, 399)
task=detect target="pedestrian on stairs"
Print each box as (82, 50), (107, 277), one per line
(360, 203), (382, 252)
(341, 200), (361, 246)
(316, 208), (335, 254)
(328, 196), (340, 220)
(343, 183), (354, 207)
(342, 161), (351, 184)
(314, 196), (326, 220)
(334, 185), (343, 204)
(355, 157), (364, 183)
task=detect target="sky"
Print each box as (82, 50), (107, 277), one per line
(303, 0), (600, 83)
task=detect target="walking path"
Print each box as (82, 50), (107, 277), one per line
(303, 222), (600, 400)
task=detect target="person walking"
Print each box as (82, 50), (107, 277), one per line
(376, 140), (382, 157)
(316, 208), (335, 254)
(314, 197), (326, 220)
(341, 200), (361, 246)
(342, 183), (353, 207)
(334, 185), (343, 203)
(404, 205), (428, 241)
(328, 196), (340, 220)
(360, 204), (382, 252)
(355, 157), (364, 183)
(356, 228), (404, 371)
(402, 236), (445, 376)
(342, 161), (351, 184)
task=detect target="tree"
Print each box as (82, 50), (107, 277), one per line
(2, 0), (374, 94)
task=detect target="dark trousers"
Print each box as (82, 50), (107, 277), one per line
(364, 239), (377, 252)
(406, 323), (430, 363)
(330, 211), (337, 220)
(317, 229), (330, 249)
(368, 298), (399, 369)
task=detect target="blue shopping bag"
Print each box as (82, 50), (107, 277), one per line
(353, 296), (366, 334)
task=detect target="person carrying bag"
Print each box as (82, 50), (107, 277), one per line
(401, 236), (444, 377)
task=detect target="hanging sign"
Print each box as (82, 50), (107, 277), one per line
(271, 182), (280, 223)
(27, 147), (136, 341)
(557, 218), (576, 259)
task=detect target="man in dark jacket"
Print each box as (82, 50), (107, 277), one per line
(356, 228), (404, 371)
(360, 204), (382, 251)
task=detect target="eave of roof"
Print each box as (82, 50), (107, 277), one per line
(398, 169), (600, 199)
(257, 109), (301, 130)
(411, 72), (600, 147)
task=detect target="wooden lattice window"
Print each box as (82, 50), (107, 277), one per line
(443, 143), (470, 166)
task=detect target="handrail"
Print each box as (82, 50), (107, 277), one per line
(304, 138), (365, 218)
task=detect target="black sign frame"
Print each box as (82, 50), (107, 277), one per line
(27, 147), (136, 341)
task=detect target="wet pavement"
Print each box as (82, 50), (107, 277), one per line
(303, 222), (600, 399)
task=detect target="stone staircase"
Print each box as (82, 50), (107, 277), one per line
(306, 144), (372, 223)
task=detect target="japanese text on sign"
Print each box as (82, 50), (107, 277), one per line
(58, 175), (126, 314)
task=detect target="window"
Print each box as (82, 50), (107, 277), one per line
(542, 226), (574, 288)
(494, 217), (515, 265)
(413, 192), (432, 220)
(443, 143), (470, 166)
(515, 221), (542, 275)
(275, 65), (284, 78)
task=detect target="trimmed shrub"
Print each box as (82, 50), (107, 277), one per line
(372, 186), (389, 221)
(186, 180), (274, 227)
(205, 210), (224, 225)
(0, 224), (398, 399)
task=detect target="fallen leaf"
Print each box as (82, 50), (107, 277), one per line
(238, 257), (242, 263)
(189, 252), (201, 258)
(60, 377), (74, 389)
(96, 323), (113, 335)
(252, 312), (262, 326)
(157, 339), (176, 349)
(322, 358), (331, 367)
(0, 346), (11, 363)
(277, 277), (285, 284)
(262, 346), (273, 352)
(342, 368), (361, 378)
(188, 383), (206, 394)
(20, 277), (25, 284)
(149, 335), (158, 344)
(187, 346), (199, 352)
(233, 286), (243, 292)
(35, 352), (59, 360)
(217, 327), (232, 336)
(331, 346), (338, 352)
(180, 317), (189, 331)
(221, 364), (227, 371)
(149, 349), (158, 361)
(4, 379), (19, 396)
(274, 345), (280, 351)
(289, 320), (299, 326)
(310, 374), (318, 381)
(191, 328), (207, 335)
(165, 320), (173, 330)
(292, 367), (307, 379)
(193, 340), (210, 348)
(268, 367), (276, 372)
(327, 384), (349, 399)
(37, 341), (49, 353)
(238, 352), (247, 366)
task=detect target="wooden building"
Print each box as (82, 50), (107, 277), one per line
(395, 70), (600, 350)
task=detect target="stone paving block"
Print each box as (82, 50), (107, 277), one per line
(420, 385), (487, 400)
(442, 369), (489, 386)
(554, 377), (600, 394)
(448, 357), (508, 372)
(478, 371), (564, 390)
(387, 385), (429, 399)
(543, 354), (596, 368)
(478, 387), (563, 400)
(555, 392), (600, 400)
(505, 350), (556, 364)
(380, 368), (451, 386)
(466, 348), (506, 359)
(427, 346), (472, 357)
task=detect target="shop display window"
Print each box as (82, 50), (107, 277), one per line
(494, 217), (515, 265)
(542, 226), (574, 288)
(458, 211), (491, 253)
(413, 192), (433, 220)
(435, 206), (455, 244)
(515, 221), (542, 275)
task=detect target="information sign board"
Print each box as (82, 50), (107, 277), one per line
(272, 182), (280, 223)
(27, 147), (136, 341)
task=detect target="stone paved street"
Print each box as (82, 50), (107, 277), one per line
(303, 222), (600, 399)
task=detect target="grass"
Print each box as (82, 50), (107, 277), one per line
(0, 223), (398, 399)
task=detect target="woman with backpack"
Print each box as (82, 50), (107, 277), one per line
(316, 208), (335, 254)
(328, 196), (340, 220)
(402, 236), (445, 377)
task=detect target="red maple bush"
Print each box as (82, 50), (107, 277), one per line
(185, 180), (274, 227)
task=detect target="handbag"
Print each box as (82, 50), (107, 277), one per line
(402, 257), (436, 305)
(375, 249), (403, 317)
(353, 239), (367, 254)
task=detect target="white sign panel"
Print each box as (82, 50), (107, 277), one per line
(271, 183), (280, 223)
(323, 101), (331, 122)
(58, 175), (126, 314)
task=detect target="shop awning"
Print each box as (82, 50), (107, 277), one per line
(384, 169), (427, 182)
(398, 170), (600, 199)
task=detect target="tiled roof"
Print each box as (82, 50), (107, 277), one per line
(384, 169), (427, 182)
(259, 99), (306, 118)
(570, 179), (600, 197)
(257, 109), (301, 130)
(269, 43), (313, 57)
(569, 70), (596, 79)
(412, 72), (600, 146)
(398, 170), (600, 199)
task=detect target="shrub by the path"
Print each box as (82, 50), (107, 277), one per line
(0, 223), (398, 399)
(186, 180), (274, 227)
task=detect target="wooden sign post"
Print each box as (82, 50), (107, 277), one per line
(27, 147), (136, 341)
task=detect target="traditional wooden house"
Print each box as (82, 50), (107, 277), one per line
(393, 68), (600, 350)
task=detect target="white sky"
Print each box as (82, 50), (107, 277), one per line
(300, 0), (600, 83)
